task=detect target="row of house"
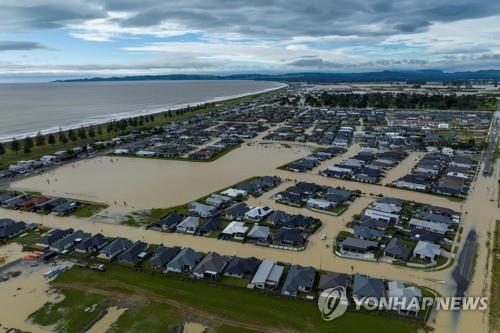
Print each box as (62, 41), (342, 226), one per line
(392, 151), (477, 197)
(284, 147), (346, 173)
(322, 150), (407, 184)
(273, 181), (357, 214)
(31, 222), (423, 316)
(0, 192), (81, 216)
(337, 197), (459, 265)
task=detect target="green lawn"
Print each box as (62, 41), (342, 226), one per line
(107, 301), (182, 333)
(71, 202), (108, 218)
(29, 289), (109, 333)
(49, 266), (424, 333)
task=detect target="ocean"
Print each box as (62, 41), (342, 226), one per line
(0, 80), (284, 141)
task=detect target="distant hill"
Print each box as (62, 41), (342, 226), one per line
(55, 70), (500, 83)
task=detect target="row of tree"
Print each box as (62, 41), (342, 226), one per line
(305, 92), (497, 110)
(0, 103), (212, 156)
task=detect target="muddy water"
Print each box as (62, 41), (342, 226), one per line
(4, 143), (500, 333)
(87, 306), (126, 333)
(11, 143), (312, 212)
(0, 245), (61, 333)
(183, 321), (208, 333)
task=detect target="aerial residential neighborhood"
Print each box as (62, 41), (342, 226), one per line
(0, 1), (500, 333)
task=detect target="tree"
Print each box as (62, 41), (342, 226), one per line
(97, 126), (103, 136)
(48, 134), (56, 144)
(23, 136), (33, 154)
(0, 142), (4, 155)
(10, 138), (20, 154)
(88, 126), (96, 138)
(78, 127), (87, 139)
(68, 129), (77, 141)
(35, 132), (45, 146)
(58, 130), (68, 144)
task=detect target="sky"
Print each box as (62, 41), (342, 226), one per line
(0, 0), (500, 81)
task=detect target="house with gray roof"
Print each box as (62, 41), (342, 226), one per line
(98, 237), (133, 260)
(281, 265), (316, 296)
(387, 281), (422, 316)
(409, 218), (449, 234)
(192, 252), (229, 279)
(413, 241), (441, 262)
(251, 259), (284, 289)
(188, 202), (219, 218)
(176, 216), (200, 234)
(165, 248), (202, 273)
(246, 224), (271, 244)
(352, 274), (385, 299)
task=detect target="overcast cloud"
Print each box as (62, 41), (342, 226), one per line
(0, 0), (499, 77)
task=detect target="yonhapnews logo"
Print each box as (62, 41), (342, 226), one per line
(317, 286), (349, 321)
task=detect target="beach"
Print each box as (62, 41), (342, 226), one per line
(0, 80), (285, 141)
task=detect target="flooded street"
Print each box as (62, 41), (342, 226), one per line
(11, 143), (312, 213)
(2, 141), (499, 333)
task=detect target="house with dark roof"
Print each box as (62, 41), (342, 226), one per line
(339, 237), (378, 255)
(149, 213), (183, 232)
(117, 241), (149, 266)
(267, 210), (292, 226)
(74, 233), (108, 253)
(383, 238), (412, 261)
(192, 252), (229, 279)
(98, 237), (133, 260)
(224, 202), (250, 220)
(352, 226), (384, 241)
(272, 228), (306, 247)
(318, 272), (349, 291)
(223, 257), (259, 278)
(0, 220), (27, 240)
(198, 218), (221, 236)
(50, 230), (90, 253)
(37, 228), (73, 248)
(149, 246), (181, 271)
(283, 215), (318, 230)
(352, 274), (385, 299)
(166, 248), (202, 273)
(281, 265), (316, 296)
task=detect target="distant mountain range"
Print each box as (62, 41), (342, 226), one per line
(55, 70), (500, 83)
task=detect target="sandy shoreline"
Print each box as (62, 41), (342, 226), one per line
(0, 82), (286, 142)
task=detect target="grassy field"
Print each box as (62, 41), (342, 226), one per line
(490, 220), (500, 332)
(35, 265), (426, 333)
(71, 202), (108, 218)
(29, 288), (109, 333)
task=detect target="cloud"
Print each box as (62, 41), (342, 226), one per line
(1, 1), (500, 75)
(0, 41), (47, 51)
